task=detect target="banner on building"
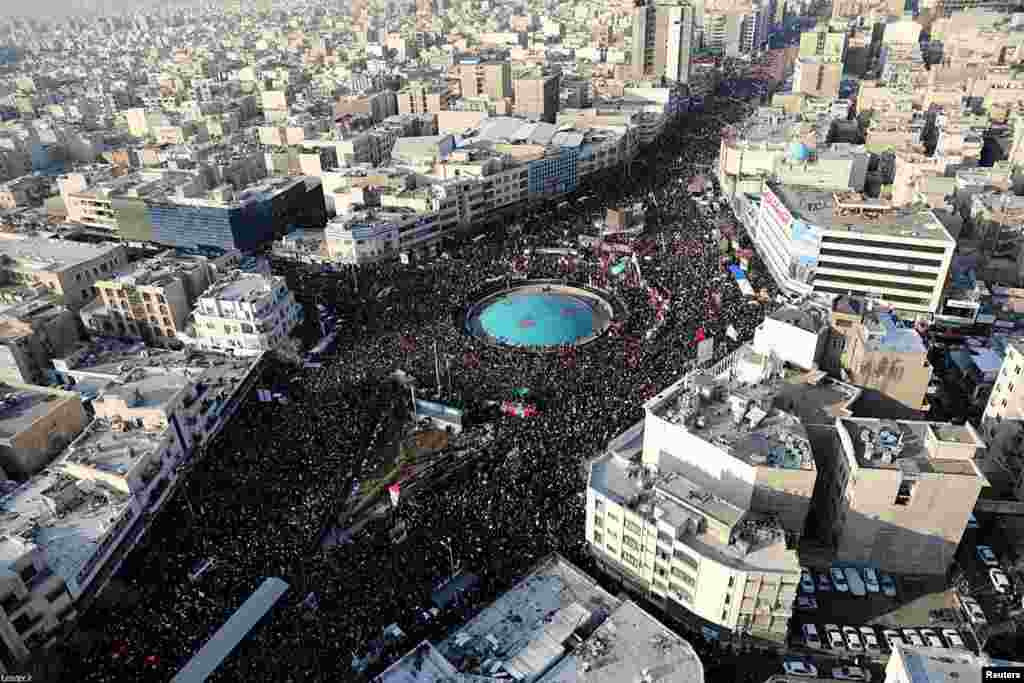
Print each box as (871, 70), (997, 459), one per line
(388, 483), (401, 508)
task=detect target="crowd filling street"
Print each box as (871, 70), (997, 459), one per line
(58, 95), (788, 682)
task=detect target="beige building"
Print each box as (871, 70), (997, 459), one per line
(843, 310), (932, 413)
(0, 236), (127, 310)
(0, 177), (49, 210)
(0, 383), (86, 479)
(452, 61), (512, 102)
(587, 346), (830, 643)
(396, 83), (451, 114)
(792, 58), (842, 99)
(513, 67), (561, 124)
(817, 417), (988, 575)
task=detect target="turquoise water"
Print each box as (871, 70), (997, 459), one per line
(478, 292), (597, 346)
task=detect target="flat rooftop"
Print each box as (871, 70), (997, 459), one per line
(201, 272), (277, 303)
(0, 234), (120, 272)
(769, 305), (827, 333)
(57, 417), (164, 477)
(860, 312), (927, 354)
(838, 418), (987, 476)
(770, 183), (954, 243)
(0, 385), (75, 441)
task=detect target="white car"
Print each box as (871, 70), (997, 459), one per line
(817, 572), (832, 591)
(880, 573), (897, 598)
(826, 624), (845, 649)
(903, 629), (925, 647)
(883, 629), (903, 651)
(832, 665), (870, 681)
(797, 595), (818, 610)
(783, 657), (819, 677)
(843, 625), (863, 651)
(942, 629), (966, 649)
(831, 568), (850, 592)
(800, 568), (816, 593)
(960, 596), (988, 625)
(863, 568), (881, 593)
(990, 568), (1012, 594)
(920, 629), (944, 648)
(860, 626), (881, 653)
(802, 623), (822, 649)
(977, 545), (999, 567)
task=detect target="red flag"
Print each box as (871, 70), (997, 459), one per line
(145, 655), (160, 667)
(696, 328), (706, 342)
(388, 483), (401, 507)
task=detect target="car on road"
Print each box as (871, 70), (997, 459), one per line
(797, 595), (818, 610)
(903, 629), (925, 647)
(942, 629), (966, 649)
(817, 572), (832, 591)
(959, 595), (988, 625)
(825, 624), (845, 649)
(802, 623), (822, 649)
(831, 568), (850, 592)
(990, 568), (1012, 594)
(860, 626), (881, 653)
(879, 573), (897, 598)
(883, 629), (903, 651)
(783, 657), (819, 677)
(800, 568), (816, 593)
(843, 625), (863, 651)
(920, 629), (944, 648)
(863, 568), (881, 593)
(832, 665), (871, 681)
(977, 545), (999, 567)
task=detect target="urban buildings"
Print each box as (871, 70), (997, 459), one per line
(752, 305), (830, 370)
(586, 346), (830, 642)
(396, 83), (452, 115)
(841, 309), (933, 413)
(185, 270), (302, 356)
(0, 237), (127, 310)
(792, 58), (842, 99)
(377, 554), (704, 683)
(452, 59), (512, 102)
(815, 417), (988, 575)
(512, 67), (561, 124)
(632, 0), (696, 84)
(798, 21), (848, 63)
(0, 384), (85, 479)
(0, 290), (83, 385)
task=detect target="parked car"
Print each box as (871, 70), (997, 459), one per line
(783, 657), (819, 677)
(825, 624), (845, 649)
(883, 629), (903, 651)
(903, 629), (925, 647)
(863, 568), (881, 593)
(860, 626), (881, 653)
(977, 545), (999, 567)
(959, 595), (987, 625)
(802, 623), (822, 649)
(920, 629), (944, 648)
(831, 568), (850, 592)
(990, 568), (1012, 594)
(843, 625), (863, 651)
(800, 568), (816, 593)
(832, 665), (871, 681)
(797, 595), (818, 610)
(941, 629), (966, 649)
(879, 573), (897, 598)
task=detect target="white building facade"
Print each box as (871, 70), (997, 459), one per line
(188, 272), (303, 356)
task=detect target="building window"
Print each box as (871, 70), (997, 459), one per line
(622, 535), (640, 552)
(671, 567), (696, 587)
(669, 584), (693, 603)
(593, 531), (603, 545)
(673, 548), (699, 570)
(724, 594), (731, 604)
(657, 531), (673, 545)
(895, 480), (915, 506)
(622, 551), (641, 569)
(624, 519), (642, 536)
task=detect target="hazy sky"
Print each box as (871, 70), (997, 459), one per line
(0, 0), (188, 20)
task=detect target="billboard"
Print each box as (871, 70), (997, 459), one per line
(762, 188), (793, 229)
(414, 398), (464, 428)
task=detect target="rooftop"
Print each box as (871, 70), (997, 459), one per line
(771, 184), (954, 243)
(56, 416), (163, 477)
(860, 311), (927, 354)
(200, 271), (280, 303)
(0, 384), (76, 442)
(0, 234), (121, 273)
(837, 417), (987, 476)
(768, 306), (827, 334)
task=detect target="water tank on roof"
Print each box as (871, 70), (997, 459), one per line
(789, 142), (810, 162)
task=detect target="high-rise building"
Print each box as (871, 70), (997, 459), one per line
(512, 67), (561, 123)
(632, 0), (695, 83)
(453, 60), (512, 102)
(396, 83), (452, 114)
(792, 57), (843, 98)
(798, 21), (848, 63)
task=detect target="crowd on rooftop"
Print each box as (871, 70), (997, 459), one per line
(60, 95), (778, 683)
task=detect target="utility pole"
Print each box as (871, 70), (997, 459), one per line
(434, 341), (441, 396)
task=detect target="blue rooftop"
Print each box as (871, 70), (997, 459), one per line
(868, 312), (926, 354)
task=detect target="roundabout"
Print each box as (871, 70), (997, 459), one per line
(465, 281), (617, 349)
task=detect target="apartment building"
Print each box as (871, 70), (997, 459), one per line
(587, 347), (821, 642)
(631, 0), (696, 84)
(0, 176), (49, 210)
(512, 68), (561, 124)
(752, 306), (830, 370)
(792, 58), (842, 99)
(842, 310), (932, 413)
(82, 252), (218, 345)
(334, 91), (399, 124)
(0, 237), (127, 310)
(452, 60), (512, 101)
(815, 417), (987, 575)
(970, 192), (1024, 261)
(396, 83), (451, 114)
(798, 21), (848, 63)
(187, 271), (302, 356)
(0, 290), (83, 385)
(0, 384), (85, 479)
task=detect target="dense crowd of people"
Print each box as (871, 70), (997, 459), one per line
(59, 95), (781, 682)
